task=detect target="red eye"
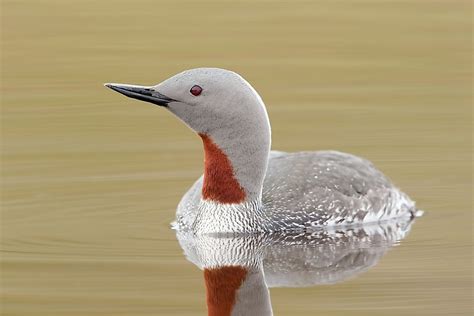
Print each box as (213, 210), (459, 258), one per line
(190, 85), (202, 96)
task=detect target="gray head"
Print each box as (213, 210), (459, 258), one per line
(105, 68), (271, 204)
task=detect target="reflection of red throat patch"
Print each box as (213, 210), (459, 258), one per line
(199, 134), (246, 204)
(204, 266), (248, 316)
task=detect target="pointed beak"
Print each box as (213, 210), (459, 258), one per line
(104, 83), (176, 107)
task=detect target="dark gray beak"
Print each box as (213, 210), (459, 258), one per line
(104, 83), (176, 107)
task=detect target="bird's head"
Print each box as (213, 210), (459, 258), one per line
(105, 68), (271, 204)
(105, 68), (270, 137)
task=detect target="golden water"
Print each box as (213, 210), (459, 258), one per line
(2, 0), (472, 315)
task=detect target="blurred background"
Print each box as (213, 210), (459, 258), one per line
(1, 0), (472, 315)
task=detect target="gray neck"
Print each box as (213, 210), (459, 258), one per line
(209, 101), (271, 203)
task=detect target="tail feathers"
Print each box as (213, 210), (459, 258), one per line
(412, 209), (424, 218)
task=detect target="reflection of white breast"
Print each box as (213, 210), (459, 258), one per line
(177, 216), (414, 287)
(176, 217), (417, 315)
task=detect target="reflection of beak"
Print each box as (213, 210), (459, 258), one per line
(104, 83), (176, 107)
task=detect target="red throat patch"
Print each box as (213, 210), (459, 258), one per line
(199, 134), (246, 204)
(204, 266), (248, 316)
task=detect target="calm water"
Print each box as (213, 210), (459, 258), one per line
(2, 0), (472, 315)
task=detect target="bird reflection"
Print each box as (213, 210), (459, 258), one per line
(176, 217), (416, 316)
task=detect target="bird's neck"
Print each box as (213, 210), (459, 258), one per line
(198, 127), (270, 205)
(192, 132), (270, 233)
(199, 134), (247, 204)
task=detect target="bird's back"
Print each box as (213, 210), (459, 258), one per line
(261, 151), (415, 230)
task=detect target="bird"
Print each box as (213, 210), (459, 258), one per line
(105, 68), (418, 234)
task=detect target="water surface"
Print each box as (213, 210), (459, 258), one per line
(2, 0), (472, 315)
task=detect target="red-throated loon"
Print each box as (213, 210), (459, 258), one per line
(105, 68), (419, 234)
